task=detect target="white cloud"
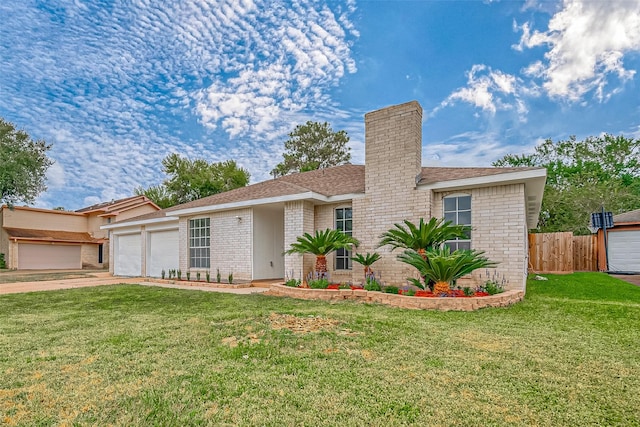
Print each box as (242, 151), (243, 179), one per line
(0, 0), (358, 209)
(515, 0), (640, 101)
(45, 162), (66, 189)
(436, 65), (525, 118)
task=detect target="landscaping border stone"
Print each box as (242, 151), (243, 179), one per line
(265, 284), (524, 311)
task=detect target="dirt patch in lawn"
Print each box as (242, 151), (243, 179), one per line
(268, 313), (343, 334)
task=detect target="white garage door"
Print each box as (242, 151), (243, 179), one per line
(147, 229), (178, 278)
(608, 230), (640, 273)
(114, 233), (141, 276)
(18, 243), (81, 269)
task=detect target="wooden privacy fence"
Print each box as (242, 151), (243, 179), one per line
(528, 232), (598, 274)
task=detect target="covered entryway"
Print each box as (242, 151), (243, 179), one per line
(252, 206), (285, 280)
(114, 233), (141, 276)
(18, 243), (82, 269)
(146, 229), (179, 278)
(608, 230), (640, 273)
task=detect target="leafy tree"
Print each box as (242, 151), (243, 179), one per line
(494, 135), (640, 234)
(270, 121), (351, 177)
(285, 228), (359, 273)
(0, 118), (53, 206)
(137, 154), (250, 207)
(134, 184), (176, 209)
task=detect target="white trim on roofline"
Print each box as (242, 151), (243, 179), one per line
(168, 192), (362, 217)
(101, 216), (179, 230)
(417, 168), (546, 191)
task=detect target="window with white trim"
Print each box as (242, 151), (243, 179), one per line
(335, 207), (352, 270)
(443, 195), (471, 251)
(189, 218), (210, 268)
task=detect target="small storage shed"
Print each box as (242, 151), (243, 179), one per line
(598, 208), (640, 273)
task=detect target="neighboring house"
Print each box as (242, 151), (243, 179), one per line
(597, 208), (640, 273)
(0, 195), (159, 270)
(104, 101), (546, 291)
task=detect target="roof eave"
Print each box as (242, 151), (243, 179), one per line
(101, 215), (179, 230)
(419, 168), (547, 229)
(168, 192), (361, 217)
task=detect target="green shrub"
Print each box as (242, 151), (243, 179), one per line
(216, 268), (221, 283)
(306, 271), (330, 289)
(206, 272), (210, 283)
(383, 285), (400, 294)
(463, 286), (474, 296)
(483, 280), (504, 295)
(308, 278), (329, 289)
(186, 271), (191, 281)
(0, 253), (5, 269)
(228, 272), (234, 284)
(196, 272), (201, 281)
(364, 274), (382, 292)
(285, 278), (301, 287)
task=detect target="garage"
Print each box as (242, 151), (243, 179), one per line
(114, 233), (141, 276)
(608, 230), (640, 273)
(146, 229), (178, 277)
(18, 243), (81, 269)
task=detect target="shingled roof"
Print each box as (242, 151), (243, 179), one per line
(75, 195), (158, 214)
(614, 208), (640, 224)
(111, 163), (544, 226)
(4, 227), (99, 243)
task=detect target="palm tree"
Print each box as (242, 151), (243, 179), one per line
(286, 229), (359, 273)
(378, 218), (470, 259)
(397, 247), (497, 294)
(351, 252), (381, 278)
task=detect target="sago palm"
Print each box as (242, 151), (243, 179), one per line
(378, 217), (470, 258)
(351, 252), (381, 278)
(397, 247), (497, 294)
(286, 229), (359, 273)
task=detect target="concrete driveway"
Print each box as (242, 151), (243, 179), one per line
(0, 270), (269, 295)
(612, 275), (640, 287)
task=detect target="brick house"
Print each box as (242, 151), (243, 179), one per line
(104, 101), (546, 291)
(0, 195), (159, 270)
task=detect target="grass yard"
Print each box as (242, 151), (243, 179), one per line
(1, 273), (639, 426)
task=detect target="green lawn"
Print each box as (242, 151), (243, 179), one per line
(1, 273), (639, 426)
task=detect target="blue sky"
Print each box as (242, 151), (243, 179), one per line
(2, 0), (640, 210)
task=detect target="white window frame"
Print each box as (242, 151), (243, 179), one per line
(443, 194), (471, 251)
(335, 206), (353, 270)
(189, 217), (210, 268)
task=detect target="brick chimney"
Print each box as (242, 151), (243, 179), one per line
(364, 100), (423, 195)
(352, 101), (426, 285)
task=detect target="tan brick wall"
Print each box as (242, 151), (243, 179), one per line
(211, 209), (253, 282)
(353, 101), (432, 285)
(178, 217), (189, 273)
(0, 212), (8, 267)
(81, 244), (101, 269)
(284, 200), (315, 281)
(108, 231), (114, 274)
(432, 184), (527, 290)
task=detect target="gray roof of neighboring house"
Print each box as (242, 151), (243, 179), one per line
(112, 164), (545, 225)
(75, 195), (158, 213)
(614, 208), (640, 224)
